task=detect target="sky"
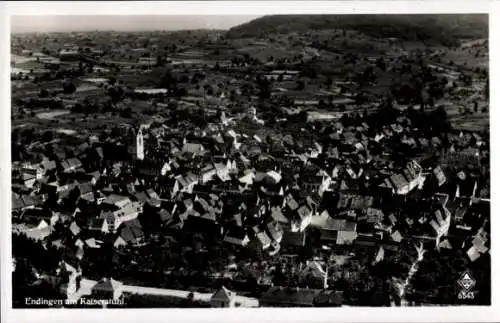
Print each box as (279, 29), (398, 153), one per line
(11, 15), (261, 33)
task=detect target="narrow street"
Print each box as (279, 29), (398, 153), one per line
(68, 278), (259, 307)
(397, 243), (426, 306)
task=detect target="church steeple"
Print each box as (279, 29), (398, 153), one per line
(136, 127), (144, 161)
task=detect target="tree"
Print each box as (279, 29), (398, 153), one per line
(376, 58), (386, 71)
(156, 55), (165, 67)
(41, 131), (53, 142)
(120, 107), (132, 118)
(63, 81), (76, 94)
(159, 70), (177, 90)
(174, 87), (188, 98)
(256, 77), (272, 100)
(485, 78), (489, 98)
(474, 101), (479, 113)
(298, 110), (308, 123)
(411, 249), (469, 305)
(39, 89), (49, 98)
(325, 77), (333, 87)
(296, 80), (305, 91)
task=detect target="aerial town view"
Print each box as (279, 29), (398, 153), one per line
(10, 14), (490, 308)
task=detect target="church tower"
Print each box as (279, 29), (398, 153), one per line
(136, 127), (145, 161)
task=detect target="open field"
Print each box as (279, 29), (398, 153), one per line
(36, 110), (70, 119)
(441, 99), (489, 132)
(430, 43), (488, 71)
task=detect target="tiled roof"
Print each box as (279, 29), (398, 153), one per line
(260, 287), (320, 306)
(282, 230), (306, 247)
(297, 205), (311, 220)
(390, 230), (403, 243)
(271, 207), (289, 224)
(266, 221), (284, 241)
(256, 231), (272, 247)
(61, 158), (82, 170)
(69, 221), (81, 236)
(102, 194), (129, 206)
(365, 208), (384, 224)
(182, 143), (204, 154)
(337, 230), (357, 244)
(92, 278), (123, 292)
(211, 286), (235, 302)
(225, 227), (248, 240)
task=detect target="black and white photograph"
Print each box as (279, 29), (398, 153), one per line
(1, 1), (499, 322)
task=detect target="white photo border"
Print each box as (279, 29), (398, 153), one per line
(1, 1), (498, 323)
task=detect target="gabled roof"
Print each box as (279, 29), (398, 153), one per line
(337, 230), (357, 244)
(85, 217), (106, 230)
(266, 221), (284, 241)
(319, 230), (338, 242)
(76, 182), (93, 195)
(314, 290), (343, 306)
(102, 194), (130, 206)
(12, 193), (43, 210)
(282, 230), (306, 246)
(61, 158), (82, 170)
(438, 239), (453, 250)
(285, 194), (299, 211)
(158, 208), (174, 222)
(297, 205), (312, 220)
(271, 206), (289, 224)
(466, 246), (481, 262)
(92, 278), (123, 292)
(211, 286), (235, 302)
(351, 195), (374, 210)
(134, 191), (149, 203)
(201, 164), (215, 173)
(390, 230), (403, 243)
(69, 221), (81, 236)
(59, 260), (77, 274)
(300, 261), (327, 280)
(22, 208), (54, 223)
(311, 215), (356, 232)
(260, 287), (320, 306)
(119, 221), (144, 244)
(256, 231), (272, 247)
(85, 238), (102, 249)
(41, 160), (57, 171)
(365, 208), (384, 224)
(389, 173), (409, 190)
(354, 234), (379, 247)
(182, 142), (204, 154)
(12, 193), (25, 210)
(224, 227), (248, 240)
(374, 246), (385, 263)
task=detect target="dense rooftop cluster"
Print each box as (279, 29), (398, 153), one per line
(11, 23), (489, 308)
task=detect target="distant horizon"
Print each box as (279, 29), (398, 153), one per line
(11, 15), (262, 34)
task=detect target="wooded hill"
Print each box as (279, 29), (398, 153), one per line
(227, 15), (488, 46)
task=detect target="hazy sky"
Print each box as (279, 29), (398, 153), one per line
(11, 15), (261, 33)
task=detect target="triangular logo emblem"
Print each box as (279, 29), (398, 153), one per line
(458, 271), (476, 291)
